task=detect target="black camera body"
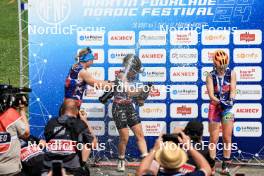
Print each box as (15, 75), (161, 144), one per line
(162, 133), (183, 144)
(0, 84), (31, 113)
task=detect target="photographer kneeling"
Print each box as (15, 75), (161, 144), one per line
(136, 132), (211, 176)
(42, 99), (94, 176)
(0, 85), (30, 176)
(173, 121), (215, 172)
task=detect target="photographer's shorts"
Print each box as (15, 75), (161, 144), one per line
(208, 103), (234, 123)
(112, 102), (141, 130)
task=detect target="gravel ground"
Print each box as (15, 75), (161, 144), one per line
(89, 161), (264, 176)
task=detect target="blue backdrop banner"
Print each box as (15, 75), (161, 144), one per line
(28, 0), (263, 158)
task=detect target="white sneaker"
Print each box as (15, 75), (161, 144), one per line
(117, 159), (125, 172)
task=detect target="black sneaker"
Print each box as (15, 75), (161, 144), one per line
(221, 160), (231, 175)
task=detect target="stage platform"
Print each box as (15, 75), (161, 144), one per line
(89, 160), (264, 176)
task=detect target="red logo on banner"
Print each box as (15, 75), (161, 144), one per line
(111, 36), (132, 41)
(173, 71), (195, 77)
(94, 52), (98, 60)
(236, 108), (259, 113)
(150, 88), (161, 97)
(240, 32), (255, 42)
(177, 106), (192, 115)
(142, 53), (163, 59)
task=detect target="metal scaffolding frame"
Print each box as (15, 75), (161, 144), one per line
(17, 0), (28, 87)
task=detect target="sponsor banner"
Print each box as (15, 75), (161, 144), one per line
(170, 30), (198, 45)
(233, 30), (262, 45)
(92, 49), (104, 63)
(77, 31), (104, 46)
(170, 103), (198, 118)
(170, 121), (189, 133)
(89, 121), (105, 136)
(201, 48), (229, 63)
(147, 85), (167, 100)
(201, 85), (209, 100)
(139, 31), (166, 46)
(108, 121), (134, 136)
(108, 67), (123, 81)
(203, 122), (223, 137)
(87, 67), (105, 80)
(202, 30), (230, 45)
(234, 66), (262, 82)
(108, 31), (135, 46)
(170, 49), (198, 64)
(202, 103), (262, 119)
(108, 49), (135, 64)
(139, 49), (166, 64)
(139, 67), (166, 82)
(202, 84), (262, 100)
(141, 121), (166, 136)
(201, 67), (213, 82)
(233, 48), (262, 63)
(201, 103), (209, 118)
(233, 103), (262, 119)
(139, 103), (166, 118)
(83, 86), (104, 100)
(80, 103), (105, 118)
(170, 67), (198, 82)
(234, 122), (262, 137)
(170, 85), (198, 100)
(236, 85), (262, 100)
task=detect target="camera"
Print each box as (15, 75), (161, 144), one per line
(52, 161), (63, 176)
(162, 133), (182, 144)
(0, 84), (31, 113)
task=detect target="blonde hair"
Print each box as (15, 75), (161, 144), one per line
(75, 48), (89, 62)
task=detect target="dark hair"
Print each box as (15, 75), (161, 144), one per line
(60, 100), (79, 116)
(183, 120), (204, 143)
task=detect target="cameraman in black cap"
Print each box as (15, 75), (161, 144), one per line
(42, 99), (94, 176)
(0, 85), (30, 176)
(174, 121), (215, 172)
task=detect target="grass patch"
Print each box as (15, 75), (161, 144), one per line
(0, 0), (28, 87)
(0, 0), (20, 86)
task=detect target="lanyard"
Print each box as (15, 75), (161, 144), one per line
(217, 75), (224, 95)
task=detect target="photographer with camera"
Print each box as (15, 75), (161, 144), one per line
(174, 121), (215, 172)
(0, 84), (30, 176)
(136, 132), (211, 176)
(42, 99), (94, 176)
